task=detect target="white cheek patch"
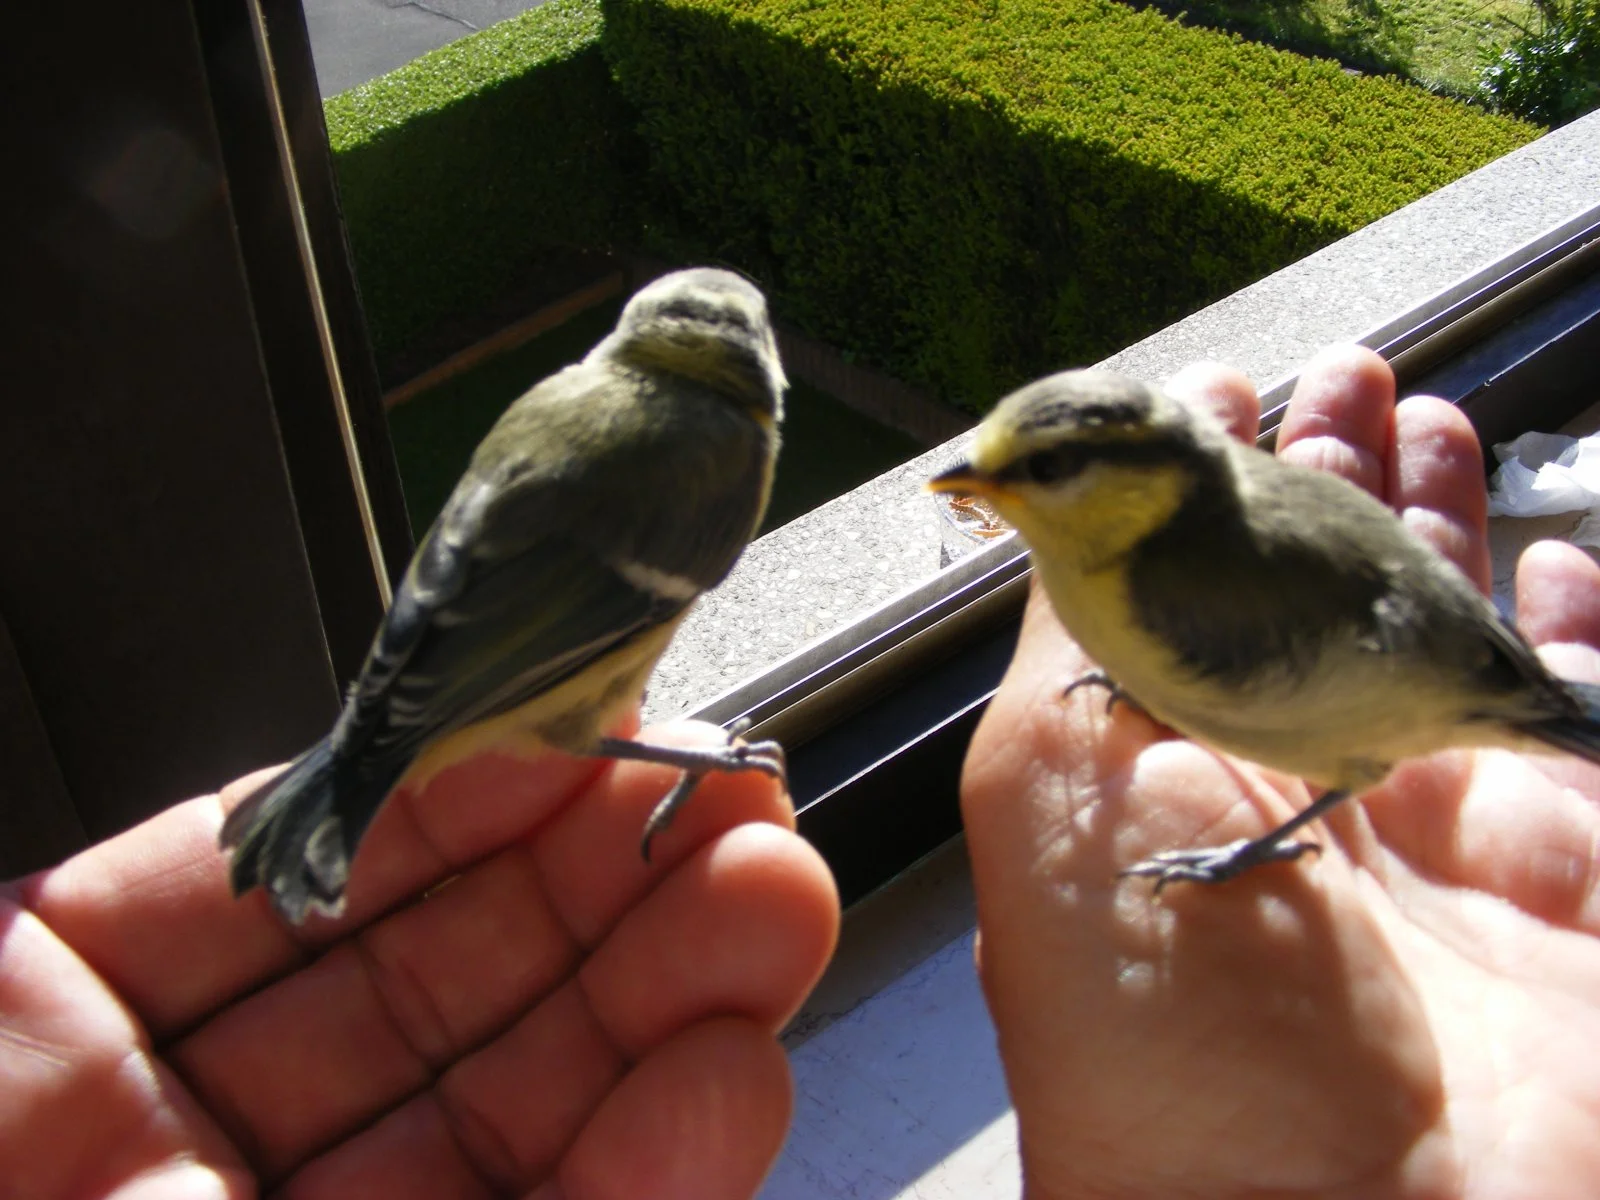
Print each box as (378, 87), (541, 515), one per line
(613, 559), (703, 602)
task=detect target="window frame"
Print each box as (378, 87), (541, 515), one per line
(2, 0), (411, 873)
(196, 0), (414, 678)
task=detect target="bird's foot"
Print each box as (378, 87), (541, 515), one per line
(1120, 835), (1322, 894)
(597, 720), (787, 861)
(1061, 670), (1143, 717)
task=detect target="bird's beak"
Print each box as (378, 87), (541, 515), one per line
(927, 461), (990, 496)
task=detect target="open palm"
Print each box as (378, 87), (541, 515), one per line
(1, 720), (838, 1199)
(962, 346), (1600, 1198)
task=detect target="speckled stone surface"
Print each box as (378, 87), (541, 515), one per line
(642, 452), (965, 719)
(646, 112), (1600, 725)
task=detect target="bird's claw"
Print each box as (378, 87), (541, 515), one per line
(638, 719), (788, 861)
(720, 715), (786, 779)
(641, 771), (702, 860)
(1120, 836), (1321, 893)
(728, 736), (787, 780)
(1061, 670), (1142, 717)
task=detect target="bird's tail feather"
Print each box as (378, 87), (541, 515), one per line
(220, 739), (398, 925)
(1526, 681), (1600, 766)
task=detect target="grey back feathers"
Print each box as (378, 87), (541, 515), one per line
(1127, 451), (1525, 704)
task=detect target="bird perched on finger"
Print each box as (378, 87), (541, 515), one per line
(223, 267), (788, 924)
(929, 368), (1600, 891)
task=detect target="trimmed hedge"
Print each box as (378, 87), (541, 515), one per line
(601, 0), (1538, 407)
(325, 0), (642, 362)
(324, 0), (1538, 406)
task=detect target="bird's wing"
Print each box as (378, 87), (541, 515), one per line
(471, 365), (775, 594)
(1126, 462), (1390, 689)
(1257, 463), (1584, 727)
(1450, 587), (1587, 722)
(351, 533), (682, 766)
(330, 366), (773, 774)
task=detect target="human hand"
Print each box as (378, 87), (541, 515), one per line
(1, 719), (839, 1199)
(962, 345), (1600, 1197)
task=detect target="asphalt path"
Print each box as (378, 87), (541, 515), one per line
(303, 0), (547, 96)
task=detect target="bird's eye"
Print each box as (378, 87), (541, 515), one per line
(1023, 450), (1066, 484)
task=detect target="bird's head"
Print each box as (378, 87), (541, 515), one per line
(601, 268), (787, 424)
(929, 370), (1231, 569)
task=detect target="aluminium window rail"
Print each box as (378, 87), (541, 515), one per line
(687, 204), (1600, 905)
(1259, 202), (1600, 440)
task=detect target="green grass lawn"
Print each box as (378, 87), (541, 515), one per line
(1389, 0), (1536, 92)
(1133, 0), (1535, 94)
(386, 299), (923, 539)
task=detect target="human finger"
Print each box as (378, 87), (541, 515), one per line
(544, 1018), (791, 1200)
(167, 822), (833, 1182)
(0, 899), (250, 1199)
(435, 824), (831, 1191)
(276, 1018), (791, 1200)
(19, 715), (787, 1042)
(1164, 361), (1261, 443)
(16, 742), (605, 1040)
(531, 722), (797, 947)
(1387, 394), (1492, 594)
(1517, 540), (1600, 657)
(1275, 345), (1395, 497)
(576, 821), (837, 1053)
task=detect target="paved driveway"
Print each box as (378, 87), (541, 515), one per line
(303, 0), (548, 96)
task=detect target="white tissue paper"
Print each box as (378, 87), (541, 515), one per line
(1488, 431), (1600, 548)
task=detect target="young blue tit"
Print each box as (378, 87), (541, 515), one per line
(223, 268), (788, 924)
(930, 368), (1600, 891)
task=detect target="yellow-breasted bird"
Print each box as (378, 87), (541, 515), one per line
(929, 368), (1600, 889)
(223, 268), (787, 923)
